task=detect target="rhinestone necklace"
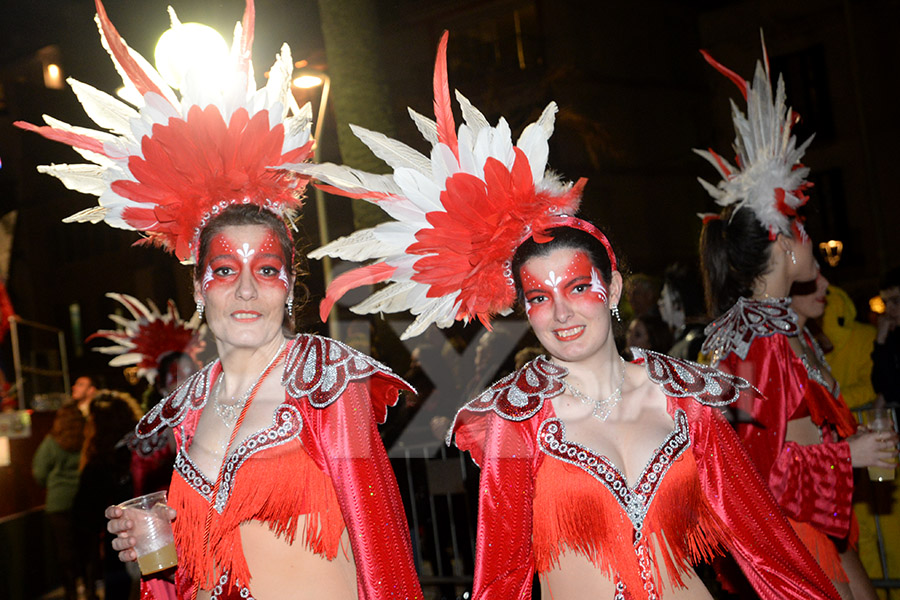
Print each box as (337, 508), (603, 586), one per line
(214, 339), (287, 429)
(565, 355), (627, 421)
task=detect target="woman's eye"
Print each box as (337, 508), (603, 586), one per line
(573, 284), (589, 294)
(214, 266), (234, 277)
(527, 295), (546, 305)
(259, 266), (279, 277)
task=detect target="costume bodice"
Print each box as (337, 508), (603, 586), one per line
(533, 409), (728, 598)
(136, 334), (419, 600)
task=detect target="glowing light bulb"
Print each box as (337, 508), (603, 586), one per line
(154, 22), (229, 90)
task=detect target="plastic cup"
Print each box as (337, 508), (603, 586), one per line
(117, 490), (177, 575)
(863, 408), (898, 482)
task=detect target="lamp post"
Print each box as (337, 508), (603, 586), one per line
(293, 71), (337, 338)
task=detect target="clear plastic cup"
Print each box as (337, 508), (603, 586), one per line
(863, 407), (898, 482)
(117, 490), (177, 575)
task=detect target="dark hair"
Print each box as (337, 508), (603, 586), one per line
(81, 390), (141, 468)
(700, 207), (776, 317)
(880, 267), (900, 292)
(194, 204), (309, 328)
(511, 225), (615, 305)
(51, 403), (85, 453)
(629, 314), (673, 354)
(662, 262), (705, 319)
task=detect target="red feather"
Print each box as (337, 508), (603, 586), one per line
(94, 0), (173, 105)
(239, 0), (255, 75)
(13, 121), (106, 156)
(700, 49), (748, 100)
(433, 31), (458, 159)
(319, 262), (397, 322)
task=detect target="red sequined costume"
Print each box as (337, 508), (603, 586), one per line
(135, 335), (423, 600)
(448, 348), (840, 600)
(703, 297), (857, 579)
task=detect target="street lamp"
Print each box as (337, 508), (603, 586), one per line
(154, 21), (229, 90)
(293, 70), (337, 338)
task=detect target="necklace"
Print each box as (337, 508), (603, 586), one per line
(214, 339), (287, 428)
(565, 355), (626, 421)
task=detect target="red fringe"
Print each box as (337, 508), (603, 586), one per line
(533, 451), (728, 599)
(787, 518), (849, 582)
(170, 438), (345, 590)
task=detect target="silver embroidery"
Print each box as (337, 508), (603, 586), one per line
(702, 296), (798, 363)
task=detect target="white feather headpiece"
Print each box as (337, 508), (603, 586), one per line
(15, 0), (313, 263)
(292, 32), (595, 340)
(694, 36), (814, 239)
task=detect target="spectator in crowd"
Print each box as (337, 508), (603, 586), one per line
(624, 313), (673, 359)
(74, 390), (143, 600)
(71, 375), (97, 416)
(873, 267), (900, 406)
(659, 262), (709, 361)
(822, 285), (878, 410)
(32, 403), (86, 600)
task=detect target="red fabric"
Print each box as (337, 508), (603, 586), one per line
(533, 439), (729, 594)
(452, 390), (841, 600)
(718, 334), (854, 539)
(139, 352), (421, 599)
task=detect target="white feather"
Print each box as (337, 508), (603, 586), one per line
(408, 108), (438, 145)
(68, 79), (139, 137)
(309, 228), (396, 261)
(351, 124), (432, 175)
(62, 206), (110, 224)
(37, 164), (107, 196)
(455, 90), (490, 133)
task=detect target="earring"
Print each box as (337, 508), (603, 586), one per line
(286, 299), (293, 318)
(611, 304), (621, 322)
(196, 302), (204, 320)
(788, 250), (797, 265)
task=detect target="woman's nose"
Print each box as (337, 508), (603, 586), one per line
(553, 296), (573, 322)
(235, 268), (258, 300)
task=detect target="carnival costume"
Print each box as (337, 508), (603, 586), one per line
(698, 45), (856, 580)
(89, 293), (206, 496)
(137, 334), (418, 599)
(301, 32), (839, 599)
(18, 2), (423, 598)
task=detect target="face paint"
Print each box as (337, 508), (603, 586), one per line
(520, 251), (607, 317)
(201, 229), (289, 293)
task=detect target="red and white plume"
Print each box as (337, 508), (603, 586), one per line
(87, 293), (206, 385)
(295, 32), (585, 340)
(15, 0), (313, 263)
(695, 35), (813, 240)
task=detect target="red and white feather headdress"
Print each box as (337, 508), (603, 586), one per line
(15, 0), (313, 263)
(88, 293), (206, 384)
(695, 35), (813, 240)
(295, 32), (613, 340)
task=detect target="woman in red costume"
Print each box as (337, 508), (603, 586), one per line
(300, 31), (842, 600)
(16, 2), (422, 599)
(697, 42), (897, 600)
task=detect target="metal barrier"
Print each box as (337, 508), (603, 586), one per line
(391, 439), (477, 600)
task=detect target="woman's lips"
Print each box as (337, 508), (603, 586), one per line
(231, 311), (262, 321)
(553, 325), (585, 341)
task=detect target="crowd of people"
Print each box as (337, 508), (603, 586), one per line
(15, 1), (900, 599)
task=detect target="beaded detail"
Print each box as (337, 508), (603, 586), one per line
(702, 297), (798, 364)
(137, 334), (411, 439)
(538, 410), (690, 533)
(631, 348), (754, 406)
(799, 327), (841, 398)
(173, 404), (303, 512)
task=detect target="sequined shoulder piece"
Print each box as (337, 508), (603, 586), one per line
(632, 348), (756, 407)
(136, 361), (217, 438)
(701, 297), (798, 363)
(458, 356), (566, 423)
(282, 334), (411, 410)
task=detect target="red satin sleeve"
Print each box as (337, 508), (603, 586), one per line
(720, 335), (853, 538)
(683, 398), (841, 600)
(454, 408), (542, 599)
(300, 381), (423, 600)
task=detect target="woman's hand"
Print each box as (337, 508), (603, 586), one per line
(847, 430), (899, 469)
(105, 504), (177, 563)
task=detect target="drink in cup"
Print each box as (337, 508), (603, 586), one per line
(864, 407), (898, 482)
(118, 490), (177, 574)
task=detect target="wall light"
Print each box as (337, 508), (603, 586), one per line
(818, 240), (844, 267)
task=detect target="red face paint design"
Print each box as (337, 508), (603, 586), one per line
(520, 251), (607, 318)
(201, 229), (288, 293)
